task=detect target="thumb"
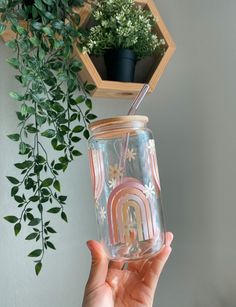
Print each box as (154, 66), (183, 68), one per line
(85, 240), (108, 292)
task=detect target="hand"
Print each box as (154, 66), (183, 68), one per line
(82, 232), (173, 307)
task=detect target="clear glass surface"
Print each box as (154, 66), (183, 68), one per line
(88, 123), (166, 261)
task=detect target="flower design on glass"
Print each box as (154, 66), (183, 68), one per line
(94, 200), (99, 208)
(126, 148), (136, 162)
(109, 164), (123, 179)
(108, 178), (117, 189)
(144, 182), (156, 199)
(147, 139), (156, 155)
(99, 207), (107, 224)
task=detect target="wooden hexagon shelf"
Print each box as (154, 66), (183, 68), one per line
(74, 0), (176, 99)
(1, 0), (176, 100)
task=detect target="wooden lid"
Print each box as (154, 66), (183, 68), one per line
(89, 116), (149, 133)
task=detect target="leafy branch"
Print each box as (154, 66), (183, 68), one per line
(1, 0), (97, 275)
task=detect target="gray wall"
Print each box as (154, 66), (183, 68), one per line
(1, 0), (236, 306)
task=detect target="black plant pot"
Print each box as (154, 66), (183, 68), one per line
(104, 49), (137, 82)
(23, 0), (35, 5)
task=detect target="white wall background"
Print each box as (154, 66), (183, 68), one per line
(1, 0), (236, 306)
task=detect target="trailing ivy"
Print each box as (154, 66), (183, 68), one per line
(0, 0), (97, 275)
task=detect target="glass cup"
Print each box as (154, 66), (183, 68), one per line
(88, 115), (166, 261)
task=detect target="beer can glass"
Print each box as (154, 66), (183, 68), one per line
(88, 116), (166, 261)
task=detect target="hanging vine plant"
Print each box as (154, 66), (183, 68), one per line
(0, 0), (97, 275)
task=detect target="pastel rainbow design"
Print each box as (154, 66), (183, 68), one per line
(88, 149), (105, 201)
(147, 140), (161, 194)
(107, 178), (155, 245)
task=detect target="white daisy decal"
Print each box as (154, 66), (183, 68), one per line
(108, 178), (117, 189)
(147, 139), (156, 155)
(109, 164), (123, 179)
(99, 207), (107, 224)
(126, 148), (136, 162)
(94, 200), (99, 209)
(144, 183), (156, 199)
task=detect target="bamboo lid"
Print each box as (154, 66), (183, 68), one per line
(89, 116), (149, 133)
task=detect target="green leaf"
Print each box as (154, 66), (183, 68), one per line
(7, 58), (19, 69)
(52, 20), (64, 29)
(16, 112), (25, 121)
(36, 115), (47, 126)
(4, 216), (18, 223)
(42, 26), (53, 36)
(73, 125), (84, 133)
(53, 180), (60, 192)
(6, 40), (17, 50)
(21, 104), (28, 116)
(41, 188), (50, 196)
(25, 233), (38, 240)
(47, 241), (56, 250)
(38, 203), (43, 213)
(87, 114), (97, 120)
(31, 21), (43, 30)
(72, 150), (82, 157)
(14, 195), (24, 203)
(85, 98), (92, 109)
(9, 91), (24, 101)
(27, 106), (36, 114)
(29, 36), (40, 46)
(41, 129), (56, 138)
(34, 0), (45, 10)
(47, 227), (57, 233)
(0, 23), (6, 35)
(55, 144), (66, 151)
(35, 262), (42, 276)
(19, 142), (27, 154)
(15, 160), (33, 169)
(47, 207), (61, 214)
(28, 218), (41, 226)
(42, 178), (53, 187)
(83, 129), (90, 140)
(75, 96), (85, 104)
(70, 60), (82, 72)
(7, 176), (19, 184)
(44, 11), (55, 20)
(26, 126), (38, 133)
(28, 249), (42, 257)
(8, 133), (20, 141)
(54, 163), (64, 170)
(11, 186), (19, 196)
(29, 196), (40, 202)
(16, 25), (27, 35)
(14, 223), (21, 236)
(36, 155), (46, 164)
(71, 136), (81, 143)
(61, 211), (68, 223)
(27, 213), (34, 220)
(58, 195), (67, 202)
(70, 113), (77, 122)
(85, 84), (96, 92)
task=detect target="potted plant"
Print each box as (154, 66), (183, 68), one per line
(0, 0), (97, 275)
(81, 0), (167, 82)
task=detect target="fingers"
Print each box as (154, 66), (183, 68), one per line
(85, 240), (109, 292)
(128, 232), (173, 274)
(142, 232), (174, 290)
(109, 260), (125, 270)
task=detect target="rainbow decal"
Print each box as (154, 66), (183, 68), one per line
(147, 140), (161, 194)
(88, 149), (105, 201)
(107, 178), (155, 244)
